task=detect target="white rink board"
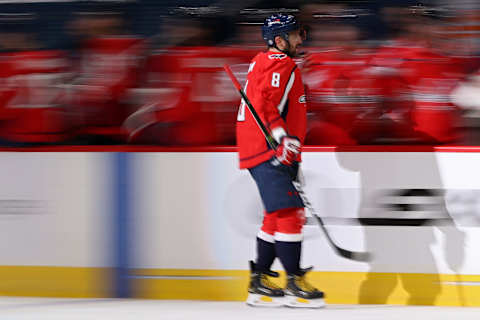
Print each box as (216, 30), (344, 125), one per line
(0, 153), (114, 267)
(131, 152), (480, 275)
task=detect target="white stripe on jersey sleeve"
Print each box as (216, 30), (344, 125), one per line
(276, 71), (296, 115)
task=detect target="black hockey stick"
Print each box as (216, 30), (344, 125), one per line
(224, 64), (371, 262)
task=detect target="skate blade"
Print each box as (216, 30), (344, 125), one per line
(284, 295), (325, 309)
(246, 293), (285, 307)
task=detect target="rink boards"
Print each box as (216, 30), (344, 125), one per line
(1, 146), (480, 305)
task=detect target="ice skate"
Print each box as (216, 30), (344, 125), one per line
(246, 261), (285, 307)
(284, 267), (325, 308)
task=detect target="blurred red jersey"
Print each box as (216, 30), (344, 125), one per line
(237, 51), (307, 169)
(304, 48), (396, 144)
(374, 40), (465, 143)
(70, 36), (144, 138)
(0, 50), (69, 143)
(127, 46), (254, 145)
(304, 49), (378, 129)
(401, 48), (465, 143)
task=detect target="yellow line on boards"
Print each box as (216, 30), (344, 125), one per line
(0, 266), (112, 298)
(1, 266), (480, 306)
(130, 269), (480, 306)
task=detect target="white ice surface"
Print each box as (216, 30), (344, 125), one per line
(0, 298), (480, 320)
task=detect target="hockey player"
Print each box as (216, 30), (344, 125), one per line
(66, 9), (144, 144)
(302, 18), (379, 145)
(0, 14), (71, 145)
(124, 10), (254, 146)
(237, 13), (324, 308)
(371, 6), (466, 144)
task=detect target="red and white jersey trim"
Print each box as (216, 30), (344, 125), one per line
(274, 232), (303, 242)
(257, 230), (275, 243)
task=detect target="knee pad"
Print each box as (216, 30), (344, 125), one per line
(275, 208), (305, 242)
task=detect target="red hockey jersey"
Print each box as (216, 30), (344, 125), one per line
(304, 48), (392, 144)
(401, 48), (465, 143)
(0, 50), (70, 143)
(373, 40), (465, 143)
(126, 46), (254, 145)
(304, 49), (378, 129)
(69, 36), (144, 140)
(237, 51), (307, 169)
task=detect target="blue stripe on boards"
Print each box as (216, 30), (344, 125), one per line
(114, 152), (130, 298)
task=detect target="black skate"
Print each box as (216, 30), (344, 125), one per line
(246, 261), (285, 307)
(284, 267), (325, 308)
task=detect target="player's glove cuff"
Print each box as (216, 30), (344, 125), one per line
(271, 127), (287, 144)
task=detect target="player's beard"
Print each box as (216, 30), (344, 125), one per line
(285, 41), (298, 58)
(290, 44), (299, 57)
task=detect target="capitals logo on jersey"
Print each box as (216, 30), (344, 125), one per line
(268, 53), (287, 60)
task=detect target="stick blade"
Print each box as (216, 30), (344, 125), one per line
(350, 251), (373, 262)
(313, 215), (372, 262)
(337, 247), (372, 262)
